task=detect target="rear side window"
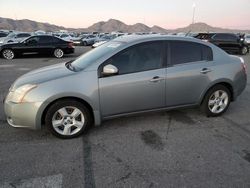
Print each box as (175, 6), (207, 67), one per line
(170, 41), (213, 65)
(202, 45), (213, 61)
(213, 34), (237, 41)
(0, 33), (8, 37)
(53, 37), (63, 43)
(39, 36), (54, 43)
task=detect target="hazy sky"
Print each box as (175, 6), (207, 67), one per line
(0, 0), (250, 29)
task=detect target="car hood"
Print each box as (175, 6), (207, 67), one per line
(11, 62), (75, 90)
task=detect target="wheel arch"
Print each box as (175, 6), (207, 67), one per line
(199, 81), (234, 105)
(1, 48), (15, 58)
(40, 96), (95, 128)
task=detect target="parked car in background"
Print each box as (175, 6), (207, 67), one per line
(4, 35), (247, 138)
(35, 30), (46, 35)
(0, 32), (32, 44)
(71, 35), (88, 46)
(195, 33), (249, 55)
(92, 35), (116, 48)
(58, 33), (73, 41)
(0, 35), (74, 59)
(0, 32), (9, 39)
(245, 34), (250, 46)
(81, 35), (97, 46)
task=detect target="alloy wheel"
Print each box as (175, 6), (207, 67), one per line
(52, 106), (85, 136)
(242, 46), (248, 55)
(208, 90), (229, 114)
(2, 49), (14, 60)
(54, 49), (64, 58)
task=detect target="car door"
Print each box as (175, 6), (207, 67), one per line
(226, 34), (241, 52)
(166, 41), (214, 107)
(37, 36), (54, 54)
(98, 41), (166, 117)
(16, 36), (39, 55)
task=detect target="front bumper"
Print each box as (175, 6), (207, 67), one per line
(4, 100), (43, 130)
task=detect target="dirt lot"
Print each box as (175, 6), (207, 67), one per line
(0, 47), (250, 188)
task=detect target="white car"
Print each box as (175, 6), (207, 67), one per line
(92, 41), (107, 48)
(0, 32), (31, 44)
(92, 35), (116, 48)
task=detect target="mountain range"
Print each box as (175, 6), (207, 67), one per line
(0, 17), (249, 33)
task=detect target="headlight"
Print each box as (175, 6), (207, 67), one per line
(6, 84), (37, 103)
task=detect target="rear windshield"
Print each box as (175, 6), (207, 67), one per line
(71, 41), (122, 70)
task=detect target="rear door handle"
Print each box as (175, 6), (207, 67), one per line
(149, 76), (165, 82)
(200, 68), (212, 74)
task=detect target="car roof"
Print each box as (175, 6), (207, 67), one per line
(113, 34), (207, 44)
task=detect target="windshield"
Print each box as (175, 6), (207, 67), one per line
(7, 33), (16, 38)
(71, 41), (122, 70)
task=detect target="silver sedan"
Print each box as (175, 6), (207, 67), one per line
(4, 35), (247, 138)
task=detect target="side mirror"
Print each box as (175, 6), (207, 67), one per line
(102, 64), (118, 76)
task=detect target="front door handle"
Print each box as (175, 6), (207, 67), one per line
(149, 76), (165, 82)
(200, 68), (212, 74)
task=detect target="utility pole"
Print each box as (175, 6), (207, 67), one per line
(192, 3), (196, 24)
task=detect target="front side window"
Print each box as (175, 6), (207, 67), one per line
(26, 37), (39, 44)
(104, 42), (163, 75)
(170, 41), (213, 65)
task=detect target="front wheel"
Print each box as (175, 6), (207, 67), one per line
(241, 46), (248, 55)
(201, 85), (231, 117)
(45, 100), (92, 139)
(53, 48), (64, 58)
(2, 49), (15, 60)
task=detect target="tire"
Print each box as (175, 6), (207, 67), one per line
(201, 85), (231, 117)
(45, 100), (92, 139)
(241, 46), (248, 55)
(53, 48), (64, 58)
(83, 41), (87, 46)
(2, 49), (15, 60)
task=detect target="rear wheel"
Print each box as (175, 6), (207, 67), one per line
(83, 41), (87, 46)
(201, 85), (231, 117)
(53, 48), (64, 58)
(45, 100), (92, 139)
(2, 49), (15, 60)
(241, 46), (248, 55)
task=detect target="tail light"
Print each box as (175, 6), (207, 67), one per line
(68, 42), (74, 48)
(240, 57), (247, 74)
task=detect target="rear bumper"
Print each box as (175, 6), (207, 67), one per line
(64, 48), (75, 54)
(233, 72), (247, 100)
